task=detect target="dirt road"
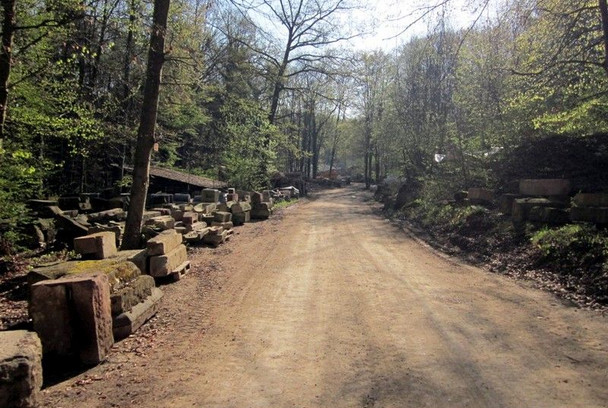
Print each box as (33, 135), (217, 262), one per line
(42, 186), (608, 408)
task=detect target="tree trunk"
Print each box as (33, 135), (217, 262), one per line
(0, 0), (16, 148)
(121, 0), (170, 249)
(600, 0), (608, 75)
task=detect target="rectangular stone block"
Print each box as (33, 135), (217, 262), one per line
(74, 231), (118, 260)
(498, 194), (520, 215)
(217, 201), (235, 212)
(149, 244), (188, 277)
(571, 207), (608, 224)
(0, 330), (43, 408)
(201, 189), (220, 203)
(251, 192), (263, 204)
(171, 209), (184, 221)
(146, 229), (182, 256)
(262, 190), (272, 202)
(173, 193), (191, 203)
(237, 190), (251, 202)
(142, 211), (162, 222)
(203, 230), (228, 247)
(88, 225), (122, 245)
(512, 198), (566, 222)
(30, 273), (114, 365)
(528, 207), (570, 224)
(145, 215), (175, 230)
(572, 193), (608, 208)
(230, 202), (251, 214)
(227, 193), (239, 202)
(199, 214), (215, 225)
(211, 221), (234, 229)
(519, 179), (571, 196)
(214, 211), (232, 223)
(182, 212), (198, 225)
(150, 207), (172, 216)
(113, 287), (163, 340)
(233, 211), (250, 226)
(110, 275), (155, 316)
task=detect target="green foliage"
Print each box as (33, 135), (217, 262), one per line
(531, 225), (608, 273)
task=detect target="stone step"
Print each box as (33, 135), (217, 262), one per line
(113, 287), (163, 340)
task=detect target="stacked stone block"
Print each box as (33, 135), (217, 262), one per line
(147, 229), (189, 279)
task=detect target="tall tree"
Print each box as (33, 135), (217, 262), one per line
(122, 0), (170, 249)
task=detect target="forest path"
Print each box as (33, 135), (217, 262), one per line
(42, 185), (608, 408)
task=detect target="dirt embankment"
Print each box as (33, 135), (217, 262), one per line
(31, 186), (608, 407)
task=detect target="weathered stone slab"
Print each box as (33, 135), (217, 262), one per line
(88, 224), (122, 245)
(217, 201), (235, 212)
(251, 202), (272, 220)
(203, 230), (228, 247)
(0, 331), (43, 408)
(171, 209), (184, 221)
(571, 207), (608, 224)
(227, 193), (239, 202)
(199, 214), (215, 225)
(113, 287), (163, 340)
(499, 194), (520, 215)
(145, 215), (175, 230)
(193, 202), (216, 214)
(146, 229), (182, 256)
(182, 212), (198, 225)
(232, 211), (250, 226)
(74, 231), (118, 260)
(262, 190), (272, 202)
(150, 207), (171, 216)
(30, 273), (114, 365)
(468, 188), (494, 204)
(28, 257), (141, 292)
(202, 189), (220, 203)
(110, 275), (155, 316)
(572, 193), (608, 208)
(142, 210), (162, 221)
(251, 192), (263, 204)
(519, 179), (571, 196)
(237, 190), (251, 202)
(173, 193), (191, 203)
(149, 244), (188, 277)
(175, 226), (187, 235)
(214, 211), (232, 223)
(183, 228), (210, 243)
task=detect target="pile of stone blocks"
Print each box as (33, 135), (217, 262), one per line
(0, 330), (43, 408)
(28, 250), (163, 358)
(147, 229), (190, 280)
(203, 226), (232, 247)
(511, 179), (571, 224)
(251, 191), (273, 220)
(231, 202), (251, 226)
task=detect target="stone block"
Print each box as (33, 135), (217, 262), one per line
(30, 273), (114, 365)
(227, 193), (239, 202)
(230, 202), (251, 214)
(142, 210), (162, 221)
(179, 203), (194, 212)
(110, 275), (155, 316)
(512, 198), (566, 222)
(251, 192), (263, 204)
(175, 226), (187, 235)
(571, 207), (608, 224)
(182, 212), (198, 225)
(211, 221), (234, 230)
(237, 190), (251, 202)
(28, 257), (141, 292)
(214, 211), (232, 223)
(203, 230), (228, 247)
(519, 179), (571, 196)
(150, 207), (171, 216)
(217, 201), (235, 212)
(227, 188), (236, 194)
(202, 189), (220, 203)
(149, 244), (188, 277)
(199, 214), (215, 225)
(262, 190), (272, 202)
(146, 229), (182, 256)
(232, 211), (250, 226)
(498, 194), (520, 215)
(58, 196), (81, 211)
(148, 193), (173, 207)
(572, 193), (608, 208)
(528, 207), (570, 224)
(193, 202), (216, 214)
(74, 232), (118, 260)
(251, 203), (272, 220)
(87, 208), (127, 224)
(171, 209), (184, 221)
(468, 188), (494, 204)
(173, 193), (191, 203)
(0, 331), (43, 408)
(88, 224), (122, 245)
(113, 287), (163, 340)
(145, 215), (175, 230)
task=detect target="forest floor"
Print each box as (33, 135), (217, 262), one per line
(32, 185), (608, 407)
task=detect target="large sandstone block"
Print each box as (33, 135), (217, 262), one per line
(87, 208), (127, 224)
(74, 231), (117, 260)
(211, 221), (234, 229)
(110, 275), (156, 316)
(87, 224), (122, 245)
(202, 189), (220, 203)
(217, 201), (235, 212)
(226, 193), (239, 202)
(146, 229), (182, 256)
(572, 193), (608, 208)
(214, 211), (232, 223)
(230, 202), (251, 214)
(232, 211), (250, 226)
(173, 193), (191, 203)
(571, 207), (608, 224)
(28, 256), (141, 292)
(113, 287), (163, 340)
(528, 207), (570, 224)
(0, 331), (43, 408)
(237, 190), (251, 202)
(512, 198), (566, 222)
(193, 202), (216, 214)
(519, 179), (571, 196)
(145, 215), (175, 230)
(251, 192), (263, 204)
(182, 212), (198, 225)
(498, 194), (520, 215)
(171, 209), (184, 221)
(149, 244), (188, 277)
(30, 273), (114, 365)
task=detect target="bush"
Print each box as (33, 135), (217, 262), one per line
(531, 224), (608, 273)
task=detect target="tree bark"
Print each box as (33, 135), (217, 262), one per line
(121, 0), (170, 249)
(0, 0), (16, 148)
(600, 0), (608, 75)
